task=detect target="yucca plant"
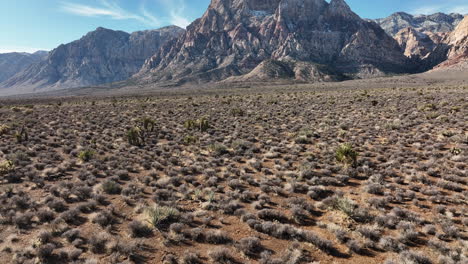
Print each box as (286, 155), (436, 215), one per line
(14, 127), (28, 143)
(139, 117), (156, 132)
(183, 135), (199, 145)
(146, 205), (180, 230)
(0, 124), (10, 136)
(184, 117), (210, 132)
(78, 149), (95, 162)
(0, 160), (14, 176)
(335, 143), (358, 167)
(127, 126), (145, 146)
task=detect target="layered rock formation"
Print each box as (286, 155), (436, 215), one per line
(373, 12), (464, 37)
(433, 15), (468, 70)
(138, 0), (412, 84)
(394, 27), (437, 59)
(1, 26), (184, 91)
(0, 51), (47, 82)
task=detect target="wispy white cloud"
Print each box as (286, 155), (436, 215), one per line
(61, 0), (160, 27)
(411, 2), (468, 15)
(60, 0), (192, 28)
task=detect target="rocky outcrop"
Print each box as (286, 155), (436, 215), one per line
(224, 59), (342, 82)
(373, 12), (464, 37)
(1, 26), (184, 91)
(137, 0), (412, 84)
(394, 27), (437, 58)
(0, 51), (47, 82)
(433, 15), (468, 70)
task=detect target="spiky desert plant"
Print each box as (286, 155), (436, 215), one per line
(14, 126), (28, 143)
(0, 160), (14, 176)
(335, 143), (358, 167)
(146, 205), (180, 230)
(78, 149), (95, 162)
(183, 135), (199, 145)
(184, 117), (210, 132)
(139, 117), (156, 132)
(197, 117), (210, 131)
(0, 124), (10, 136)
(127, 126), (145, 146)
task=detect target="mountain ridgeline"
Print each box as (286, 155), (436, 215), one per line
(136, 0), (413, 84)
(0, 0), (467, 95)
(0, 51), (47, 83)
(1, 26), (184, 92)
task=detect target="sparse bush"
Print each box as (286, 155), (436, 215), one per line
(257, 209), (289, 223)
(208, 248), (235, 263)
(204, 230), (232, 244)
(397, 250), (432, 264)
(101, 180), (122, 194)
(92, 210), (114, 227)
(181, 251), (202, 264)
(37, 209), (55, 223)
(36, 243), (55, 260)
(62, 228), (80, 242)
(237, 237), (263, 257)
(208, 144), (229, 156)
(89, 233), (108, 254)
(129, 220), (152, 237)
(322, 196), (373, 223)
(183, 135), (198, 145)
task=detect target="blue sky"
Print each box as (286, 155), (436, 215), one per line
(1, 0), (467, 53)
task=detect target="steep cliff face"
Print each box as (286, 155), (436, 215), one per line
(394, 27), (437, 58)
(433, 15), (468, 70)
(373, 12), (464, 36)
(1, 26), (184, 91)
(0, 51), (47, 82)
(138, 0), (412, 84)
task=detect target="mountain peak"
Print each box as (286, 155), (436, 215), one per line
(327, 0), (359, 19)
(374, 11), (464, 36)
(139, 0), (411, 84)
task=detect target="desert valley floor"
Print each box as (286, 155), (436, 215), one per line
(0, 76), (466, 264)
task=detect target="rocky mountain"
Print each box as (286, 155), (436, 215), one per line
(433, 15), (468, 70)
(1, 26), (184, 91)
(0, 51), (47, 83)
(373, 12), (464, 37)
(137, 0), (413, 84)
(394, 27), (439, 59)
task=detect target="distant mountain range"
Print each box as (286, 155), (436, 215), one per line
(0, 51), (47, 83)
(1, 26), (183, 92)
(372, 12), (464, 36)
(0, 0), (467, 96)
